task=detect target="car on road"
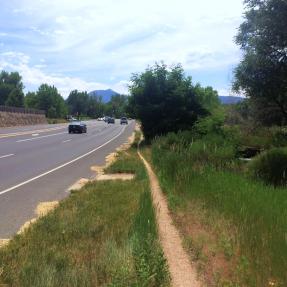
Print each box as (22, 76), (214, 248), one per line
(120, 117), (128, 124)
(107, 117), (115, 124)
(68, 121), (87, 133)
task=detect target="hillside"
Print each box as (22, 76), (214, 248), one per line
(88, 89), (119, 103)
(219, 96), (244, 105)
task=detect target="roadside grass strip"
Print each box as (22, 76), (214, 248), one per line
(0, 141), (169, 286)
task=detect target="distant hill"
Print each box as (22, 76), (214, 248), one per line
(89, 89), (119, 103)
(219, 96), (244, 105)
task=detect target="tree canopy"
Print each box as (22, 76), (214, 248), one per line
(25, 84), (67, 118)
(128, 63), (207, 140)
(233, 0), (287, 124)
(0, 70), (24, 107)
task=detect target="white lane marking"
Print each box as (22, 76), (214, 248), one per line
(0, 126), (126, 196)
(0, 126), (66, 139)
(0, 153), (14, 159)
(62, 139), (72, 143)
(32, 133), (39, 136)
(16, 132), (67, 143)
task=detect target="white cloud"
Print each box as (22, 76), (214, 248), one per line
(1, 0), (245, 97)
(0, 52), (128, 97)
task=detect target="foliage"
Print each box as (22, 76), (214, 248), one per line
(233, 0), (287, 124)
(105, 94), (128, 117)
(193, 84), (220, 112)
(0, 70), (24, 107)
(5, 88), (24, 107)
(66, 90), (89, 116)
(249, 148), (287, 186)
(25, 84), (67, 118)
(129, 62), (207, 141)
(151, 131), (287, 286)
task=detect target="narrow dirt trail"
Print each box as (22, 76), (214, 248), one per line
(138, 150), (201, 287)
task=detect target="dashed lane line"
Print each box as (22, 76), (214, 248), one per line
(0, 126), (126, 196)
(0, 153), (14, 159)
(16, 131), (67, 143)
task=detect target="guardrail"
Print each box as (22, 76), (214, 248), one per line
(0, 105), (45, 115)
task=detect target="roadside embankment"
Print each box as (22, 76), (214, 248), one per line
(0, 111), (47, 127)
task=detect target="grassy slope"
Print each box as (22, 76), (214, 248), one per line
(147, 134), (287, 287)
(0, 142), (169, 286)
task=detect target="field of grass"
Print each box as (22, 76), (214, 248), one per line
(149, 131), (287, 286)
(0, 142), (169, 286)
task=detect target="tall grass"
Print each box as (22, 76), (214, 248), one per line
(0, 146), (169, 286)
(151, 131), (287, 286)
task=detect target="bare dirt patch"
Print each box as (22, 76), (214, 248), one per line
(138, 150), (201, 287)
(174, 202), (240, 286)
(17, 201), (59, 234)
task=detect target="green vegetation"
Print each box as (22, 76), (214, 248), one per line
(25, 84), (68, 118)
(248, 148), (287, 186)
(0, 70), (24, 107)
(233, 0), (287, 125)
(149, 125), (287, 286)
(0, 142), (169, 286)
(128, 62), (219, 141)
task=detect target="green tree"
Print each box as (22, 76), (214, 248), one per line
(194, 84), (220, 112)
(233, 0), (287, 124)
(0, 71), (24, 107)
(66, 90), (89, 116)
(87, 96), (105, 118)
(30, 84), (67, 118)
(129, 63), (207, 141)
(5, 88), (24, 107)
(24, 92), (38, 109)
(105, 94), (128, 117)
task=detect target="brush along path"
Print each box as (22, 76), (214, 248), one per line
(138, 150), (201, 287)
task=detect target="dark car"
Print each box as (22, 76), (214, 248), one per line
(120, 117), (128, 124)
(68, 121), (87, 133)
(107, 117), (115, 124)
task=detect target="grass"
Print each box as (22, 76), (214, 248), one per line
(0, 139), (169, 286)
(149, 132), (287, 287)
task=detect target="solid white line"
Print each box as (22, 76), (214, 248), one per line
(0, 126), (126, 196)
(62, 139), (72, 143)
(16, 132), (67, 143)
(0, 154), (14, 159)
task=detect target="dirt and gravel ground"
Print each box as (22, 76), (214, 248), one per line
(138, 150), (201, 287)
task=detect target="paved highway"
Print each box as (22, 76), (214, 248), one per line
(0, 120), (135, 238)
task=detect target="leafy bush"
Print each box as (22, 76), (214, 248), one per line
(249, 148), (287, 186)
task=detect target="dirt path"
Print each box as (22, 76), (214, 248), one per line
(138, 151), (201, 287)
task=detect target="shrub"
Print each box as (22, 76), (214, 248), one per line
(249, 148), (287, 186)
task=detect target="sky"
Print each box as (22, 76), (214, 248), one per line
(0, 0), (245, 98)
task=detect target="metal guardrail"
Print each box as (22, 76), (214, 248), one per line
(0, 105), (45, 115)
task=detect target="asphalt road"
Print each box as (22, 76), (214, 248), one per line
(0, 120), (135, 238)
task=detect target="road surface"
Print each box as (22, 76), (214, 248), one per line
(0, 120), (135, 238)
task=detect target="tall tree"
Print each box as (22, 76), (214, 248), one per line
(105, 94), (128, 118)
(5, 88), (24, 107)
(66, 90), (89, 116)
(0, 71), (24, 107)
(26, 84), (67, 118)
(129, 63), (207, 140)
(233, 0), (287, 124)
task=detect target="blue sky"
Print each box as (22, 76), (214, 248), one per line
(0, 0), (244, 98)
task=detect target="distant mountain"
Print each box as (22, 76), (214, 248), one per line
(219, 96), (244, 105)
(89, 89), (119, 103)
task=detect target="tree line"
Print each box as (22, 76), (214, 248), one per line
(0, 70), (128, 119)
